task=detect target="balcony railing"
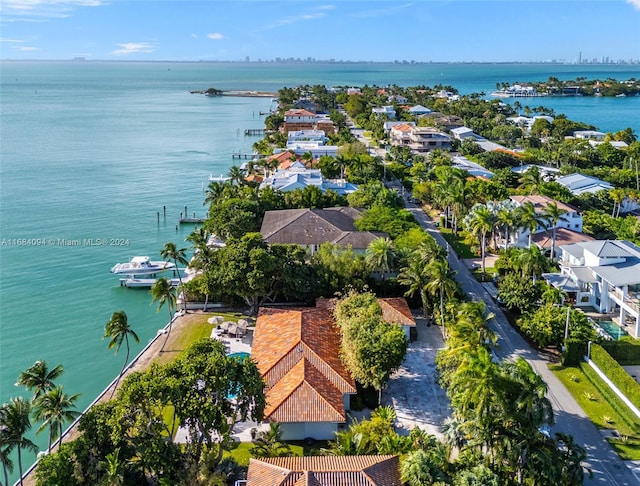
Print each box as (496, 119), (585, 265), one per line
(610, 288), (640, 313)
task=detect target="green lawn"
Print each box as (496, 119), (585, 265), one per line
(154, 311), (245, 365)
(439, 228), (477, 259)
(224, 440), (327, 466)
(550, 363), (640, 460)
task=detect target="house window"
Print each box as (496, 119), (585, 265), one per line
(575, 225), (579, 229)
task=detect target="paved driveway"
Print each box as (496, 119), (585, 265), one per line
(382, 316), (451, 438)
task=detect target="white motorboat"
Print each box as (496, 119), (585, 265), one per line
(110, 256), (176, 276)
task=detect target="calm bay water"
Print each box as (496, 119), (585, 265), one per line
(1, 61), (639, 480)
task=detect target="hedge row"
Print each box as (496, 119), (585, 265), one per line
(580, 362), (640, 433)
(590, 344), (640, 412)
(601, 340), (640, 365)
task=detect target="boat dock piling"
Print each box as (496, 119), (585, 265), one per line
(231, 152), (255, 159)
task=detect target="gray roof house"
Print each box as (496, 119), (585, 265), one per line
(556, 173), (613, 196)
(543, 240), (640, 338)
(260, 207), (386, 253)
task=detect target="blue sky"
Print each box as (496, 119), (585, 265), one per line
(1, 0), (639, 62)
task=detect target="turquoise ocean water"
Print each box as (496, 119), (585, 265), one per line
(1, 61), (639, 480)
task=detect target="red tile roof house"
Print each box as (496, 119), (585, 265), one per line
(245, 455), (402, 486)
(251, 306), (357, 441)
(251, 298), (416, 442)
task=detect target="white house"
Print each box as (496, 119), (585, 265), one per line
(372, 105), (396, 119)
(287, 129), (327, 143)
(452, 155), (494, 179)
(544, 240), (640, 338)
(574, 130), (606, 141)
(259, 167), (357, 195)
(510, 195), (583, 246)
(284, 109), (316, 124)
(450, 126), (476, 140)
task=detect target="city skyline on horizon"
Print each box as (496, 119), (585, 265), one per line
(1, 1), (639, 63)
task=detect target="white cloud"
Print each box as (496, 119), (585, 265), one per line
(207, 33), (223, 40)
(13, 45), (38, 51)
(110, 42), (154, 55)
(626, 0), (640, 9)
(260, 9), (328, 30)
(1, 0), (105, 22)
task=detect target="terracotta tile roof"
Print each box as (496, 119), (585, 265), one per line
(378, 298), (416, 327)
(246, 456), (401, 486)
(390, 123), (414, 133)
(285, 109), (316, 117)
(252, 306), (355, 423)
(265, 360), (346, 422)
(267, 151), (297, 163)
(531, 227), (594, 249)
(510, 194), (577, 214)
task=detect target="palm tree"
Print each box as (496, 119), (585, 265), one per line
(400, 449), (447, 485)
(227, 165), (245, 186)
(496, 204), (517, 250)
(516, 246), (550, 282)
(425, 258), (457, 336)
(518, 166), (543, 194)
(151, 277), (177, 353)
(0, 398), (37, 486)
(397, 259), (430, 317)
(365, 237), (396, 281)
(465, 204), (495, 278)
(33, 386), (80, 452)
(15, 360), (64, 401)
(203, 181), (228, 206)
(0, 428), (14, 486)
(104, 310), (140, 398)
(249, 422), (292, 458)
(542, 202), (568, 259)
(516, 201), (547, 248)
(609, 187), (626, 218)
(160, 242), (189, 312)
(441, 415), (467, 454)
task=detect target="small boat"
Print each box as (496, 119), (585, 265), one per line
(110, 256), (176, 276)
(208, 174), (231, 182)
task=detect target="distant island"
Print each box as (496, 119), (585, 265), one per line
(492, 77), (640, 98)
(190, 88), (276, 97)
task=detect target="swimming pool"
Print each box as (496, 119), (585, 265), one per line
(228, 352), (250, 360)
(596, 320), (628, 341)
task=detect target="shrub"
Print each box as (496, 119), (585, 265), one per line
(562, 338), (587, 366)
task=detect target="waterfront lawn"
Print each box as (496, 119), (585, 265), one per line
(223, 440), (322, 466)
(154, 311), (245, 365)
(550, 363), (640, 460)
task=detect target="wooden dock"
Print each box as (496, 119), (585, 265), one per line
(179, 217), (206, 224)
(231, 152), (256, 160)
(244, 128), (265, 136)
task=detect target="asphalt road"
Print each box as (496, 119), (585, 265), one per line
(394, 184), (640, 485)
